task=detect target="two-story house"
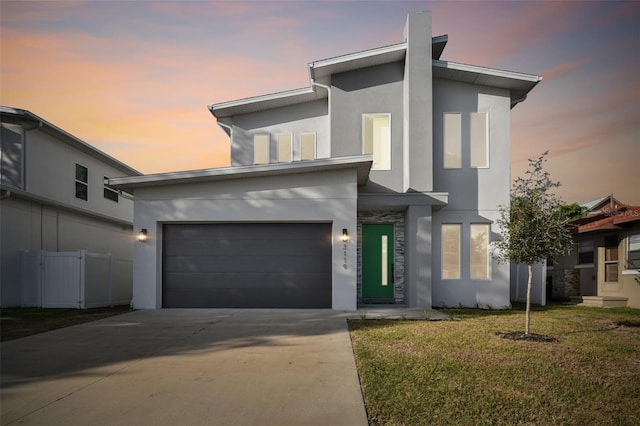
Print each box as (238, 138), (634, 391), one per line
(1, 107), (140, 307)
(109, 12), (541, 310)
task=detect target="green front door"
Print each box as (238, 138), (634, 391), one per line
(362, 224), (395, 302)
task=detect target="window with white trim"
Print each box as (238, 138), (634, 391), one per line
(253, 134), (269, 165)
(628, 233), (640, 270)
(442, 224), (461, 279)
(75, 163), (88, 201)
(300, 133), (316, 161)
(277, 133), (292, 163)
(443, 113), (461, 168)
(470, 112), (489, 168)
(362, 113), (391, 170)
(103, 176), (118, 202)
(470, 224), (490, 280)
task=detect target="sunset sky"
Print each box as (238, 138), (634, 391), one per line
(1, 1), (638, 205)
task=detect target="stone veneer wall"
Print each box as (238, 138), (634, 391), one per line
(357, 211), (406, 304)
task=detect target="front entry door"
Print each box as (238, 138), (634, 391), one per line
(362, 224), (395, 303)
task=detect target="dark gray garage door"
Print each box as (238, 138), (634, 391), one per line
(162, 223), (332, 308)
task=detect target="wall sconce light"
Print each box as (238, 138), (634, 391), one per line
(138, 228), (148, 242)
(341, 228), (350, 243)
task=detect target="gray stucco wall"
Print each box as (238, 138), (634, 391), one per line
(331, 62), (405, 193)
(229, 100), (329, 166)
(131, 168), (359, 310)
(430, 78), (512, 308)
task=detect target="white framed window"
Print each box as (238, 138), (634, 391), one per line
(470, 112), (489, 168)
(75, 163), (88, 201)
(103, 176), (118, 202)
(444, 113), (461, 168)
(470, 224), (490, 280)
(300, 132), (316, 161)
(277, 133), (292, 163)
(627, 233), (640, 270)
(253, 134), (269, 165)
(362, 113), (391, 170)
(442, 224), (461, 279)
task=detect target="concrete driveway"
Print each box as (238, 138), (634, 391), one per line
(1, 310), (368, 426)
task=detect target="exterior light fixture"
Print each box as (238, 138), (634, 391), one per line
(138, 228), (148, 242)
(341, 228), (349, 243)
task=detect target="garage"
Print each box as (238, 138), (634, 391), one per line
(162, 223), (332, 308)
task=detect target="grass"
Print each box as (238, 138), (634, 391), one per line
(1, 305), (131, 341)
(349, 304), (640, 425)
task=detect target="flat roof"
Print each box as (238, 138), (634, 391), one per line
(108, 155), (373, 192)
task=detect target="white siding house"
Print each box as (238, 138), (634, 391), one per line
(1, 107), (140, 307)
(110, 12), (542, 310)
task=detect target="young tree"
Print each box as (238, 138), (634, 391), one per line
(493, 151), (573, 334)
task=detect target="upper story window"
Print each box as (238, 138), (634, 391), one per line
(253, 134), (269, 165)
(470, 224), (490, 280)
(470, 112), (489, 168)
(103, 176), (119, 202)
(362, 113), (391, 170)
(442, 223), (461, 279)
(443, 113), (461, 168)
(628, 233), (640, 270)
(300, 133), (316, 161)
(277, 134), (292, 163)
(75, 163), (88, 201)
(578, 240), (594, 265)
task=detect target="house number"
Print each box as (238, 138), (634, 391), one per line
(343, 242), (348, 269)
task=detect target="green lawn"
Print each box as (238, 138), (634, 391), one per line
(1, 305), (131, 341)
(349, 304), (640, 426)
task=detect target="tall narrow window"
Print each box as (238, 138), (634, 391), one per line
(253, 134), (269, 165)
(628, 233), (640, 270)
(75, 163), (88, 200)
(300, 133), (316, 161)
(277, 134), (292, 163)
(604, 236), (619, 282)
(362, 114), (391, 170)
(444, 113), (461, 168)
(578, 240), (594, 264)
(470, 112), (489, 168)
(442, 224), (461, 279)
(470, 224), (490, 280)
(103, 176), (119, 202)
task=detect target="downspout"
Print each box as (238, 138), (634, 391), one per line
(310, 78), (331, 157)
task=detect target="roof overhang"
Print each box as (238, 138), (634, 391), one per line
(208, 87), (324, 119)
(0, 106), (142, 176)
(108, 155), (373, 193)
(432, 60), (542, 109)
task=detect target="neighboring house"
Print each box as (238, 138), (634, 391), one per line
(549, 195), (640, 308)
(109, 12), (542, 310)
(0, 106), (140, 307)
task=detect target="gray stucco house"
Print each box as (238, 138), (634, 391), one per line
(109, 12), (541, 310)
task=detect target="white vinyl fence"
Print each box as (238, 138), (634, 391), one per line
(21, 250), (130, 309)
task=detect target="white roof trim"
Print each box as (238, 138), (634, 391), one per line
(208, 87), (316, 113)
(433, 60), (542, 83)
(108, 155), (373, 192)
(309, 42), (407, 71)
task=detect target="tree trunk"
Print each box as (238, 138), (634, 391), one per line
(525, 263), (533, 334)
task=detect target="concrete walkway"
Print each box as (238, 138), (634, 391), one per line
(350, 305), (450, 320)
(1, 310), (367, 426)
